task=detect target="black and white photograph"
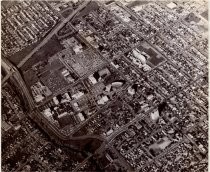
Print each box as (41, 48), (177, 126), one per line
(1, 0), (208, 171)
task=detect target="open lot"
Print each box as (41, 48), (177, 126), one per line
(62, 8), (73, 18)
(20, 35), (64, 72)
(201, 10), (208, 21)
(127, 1), (150, 8)
(6, 40), (41, 66)
(76, 1), (99, 18)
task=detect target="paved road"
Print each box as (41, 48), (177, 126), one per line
(17, 0), (91, 68)
(32, 109), (104, 142)
(2, 73), (12, 84)
(1, 58), (16, 84)
(2, 58), (104, 153)
(1, 59), (14, 72)
(2, 58), (36, 109)
(72, 154), (93, 172)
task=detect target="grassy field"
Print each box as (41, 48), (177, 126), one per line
(127, 1), (150, 8)
(1, 1), (19, 9)
(9, 1), (99, 72)
(2, 68), (6, 77)
(7, 40), (42, 66)
(185, 12), (201, 23)
(20, 35), (64, 72)
(201, 10), (208, 21)
(75, 1), (99, 18)
(64, 138), (103, 153)
(61, 8), (73, 18)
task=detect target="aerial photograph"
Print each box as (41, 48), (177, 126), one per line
(1, 0), (208, 171)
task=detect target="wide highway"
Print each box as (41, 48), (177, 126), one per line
(2, 58), (104, 154)
(17, 0), (91, 68)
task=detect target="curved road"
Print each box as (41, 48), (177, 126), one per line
(2, 58), (104, 144)
(17, 0), (91, 68)
(3, 61), (103, 140)
(2, 1), (91, 85)
(2, 1), (106, 163)
(1, 0), (102, 141)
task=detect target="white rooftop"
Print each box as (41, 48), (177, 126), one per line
(77, 113), (85, 122)
(58, 112), (68, 118)
(72, 91), (84, 99)
(150, 110), (160, 122)
(88, 75), (97, 84)
(53, 97), (59, 105)
(97, 96), (109, 105)
(167, 2), (177, 9)
(107, 129), (114, 136)
(43, 108), (53, 117)
(35, 95), (44, 103)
